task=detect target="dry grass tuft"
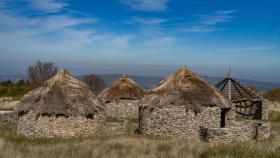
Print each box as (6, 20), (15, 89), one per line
(0, 133), (279, 158)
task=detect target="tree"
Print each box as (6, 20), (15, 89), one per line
(84, 74), (106, 94)
(27, 61), (58, 84)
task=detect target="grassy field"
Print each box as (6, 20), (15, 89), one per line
(0, 116), (280, 158)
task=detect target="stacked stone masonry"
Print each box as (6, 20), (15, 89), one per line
(104, 100), (139, 119)
(17, 111), (128, 138)
(139, 106), (222, 139)
(204, 121), (271, 143)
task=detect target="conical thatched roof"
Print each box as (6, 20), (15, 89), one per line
(98, 75), (144, 103)
(141, 67), (230, 112)
(15, 69), (105, 118)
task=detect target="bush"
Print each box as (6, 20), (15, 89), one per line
(0, 80), (39, 99)
(265, 88), (280, 102)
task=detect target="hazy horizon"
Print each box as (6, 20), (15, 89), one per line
(0, 1), (279, 82)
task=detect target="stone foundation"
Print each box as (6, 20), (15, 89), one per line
(17, 111), (130, 138)
(139, 105), (222, 139)
(17, 111), (105, 137)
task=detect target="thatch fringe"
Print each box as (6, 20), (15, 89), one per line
(140, 67), (230, 112)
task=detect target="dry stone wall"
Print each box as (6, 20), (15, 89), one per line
(17, 111), (105, 137)
(224, 108), (235, 127)
(262, 100), (270, 120)
(139, 105), (221, 140)
(204, 121), (270, 143)
(17, 111), (129, 138)
(104, 100), (139, 119)
(103, 100), (140, 134)
(256, 122), (270, 140)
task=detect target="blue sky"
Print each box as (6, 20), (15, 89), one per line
(0, 0), (279, 82)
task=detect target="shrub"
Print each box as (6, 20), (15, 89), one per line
(265, 88), (280, 102)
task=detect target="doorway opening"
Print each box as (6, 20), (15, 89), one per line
(221, 108), (230, 128)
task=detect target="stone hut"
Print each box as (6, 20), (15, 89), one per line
(98, 75), (145, 119)
(139, 67), (235, 140)
(139, 67), (270, 143)
(15, 69), (106, 138)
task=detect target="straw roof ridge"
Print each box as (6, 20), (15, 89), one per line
(141, 67), (230, 112)
(98, 75), (145, 102)
(15, 69), (105, 118)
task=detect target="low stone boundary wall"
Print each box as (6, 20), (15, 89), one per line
(256, 123), (270, 140)
(203, 121), (270, 143)
(103, 119), (128, 135)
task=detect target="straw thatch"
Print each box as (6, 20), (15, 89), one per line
(15, 69), (105, 118)
(98, 75), (144, 103)
(141, 67), (230, 113)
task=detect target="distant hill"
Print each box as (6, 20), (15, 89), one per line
(97, 74), (280, 93)
(1, 74), (280, 93)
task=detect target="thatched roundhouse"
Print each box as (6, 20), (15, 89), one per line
(15, 69), (106, 137)
(98, 75), (145, 119)
(139, 67), (236, 140)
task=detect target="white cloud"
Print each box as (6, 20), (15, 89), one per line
(125, 17), (167, 25)
(197, 10), (237, 25)
(120, 0), (170, 11)
(0, 0), (133, 63)
(184, 10), (237, 33)
(0, 9), (96, 34)
(184, 25), (217, 33)
(29, 0), (67, 13)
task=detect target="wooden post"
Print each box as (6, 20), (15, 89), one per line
(228, 67), (232, 101)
